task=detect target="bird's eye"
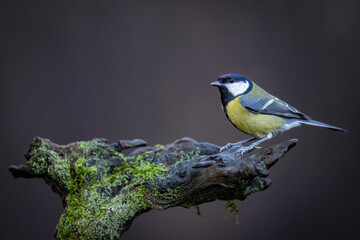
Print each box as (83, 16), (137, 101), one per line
(229, 79), (234, 83)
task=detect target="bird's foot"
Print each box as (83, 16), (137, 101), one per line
(236, 145), (261, 155)
(220, 142), (237, 152)
(220, 138), (256, 152)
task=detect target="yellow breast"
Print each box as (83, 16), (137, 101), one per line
(225, 96), (284, 139)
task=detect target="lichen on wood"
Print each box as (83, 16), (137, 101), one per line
(9, 136), (297, 239)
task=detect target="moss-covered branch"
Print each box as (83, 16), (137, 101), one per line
(9, 136), (297, 239)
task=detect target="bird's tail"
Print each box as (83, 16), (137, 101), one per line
(299, 119), (347, 132)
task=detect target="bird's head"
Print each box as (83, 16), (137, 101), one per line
(211, 73), (253, 99)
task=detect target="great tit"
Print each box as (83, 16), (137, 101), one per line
(211, 73), (346, 154)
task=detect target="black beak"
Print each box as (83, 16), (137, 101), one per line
(210, 81), (222, 87)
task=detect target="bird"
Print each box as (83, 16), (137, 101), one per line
(211, 73), (346, 154)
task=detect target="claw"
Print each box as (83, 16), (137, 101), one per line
(220, 137), (257, 152)
(236, 146), (255, 155)
(220, 143), (236, 152)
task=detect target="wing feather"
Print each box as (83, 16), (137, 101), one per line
(240, 95), (310, 120)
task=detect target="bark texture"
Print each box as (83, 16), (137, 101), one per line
(9, 136), (297, 239)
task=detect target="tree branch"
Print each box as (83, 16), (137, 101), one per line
(9, 136), (297, 239)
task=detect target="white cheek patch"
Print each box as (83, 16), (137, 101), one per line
(227, 81), (250, 96)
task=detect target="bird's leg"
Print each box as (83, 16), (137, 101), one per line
(237, 134), (273, 155)
(220, 137), (256, 152)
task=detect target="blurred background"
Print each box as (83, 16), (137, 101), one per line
(1, 0), (359, 239)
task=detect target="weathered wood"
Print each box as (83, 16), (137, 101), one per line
(9, 136), (297, 239)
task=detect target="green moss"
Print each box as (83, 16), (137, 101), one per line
(29, 155), (48, 175)
(150, 183), (192, 206)
(54, 144), (168, 239)
(146, 148), (203, 208)
(28, 139), (71, 190)
(56, 155), (99, 238)
(224, 200), (239, 224)
(243, 177), (267, 196)
(258, 161), (267, 171)
(177, 147), (201, 162)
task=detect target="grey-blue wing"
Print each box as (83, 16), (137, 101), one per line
(240, 95), (310, 120)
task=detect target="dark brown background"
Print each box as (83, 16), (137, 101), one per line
(1, 1), (359, 239)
